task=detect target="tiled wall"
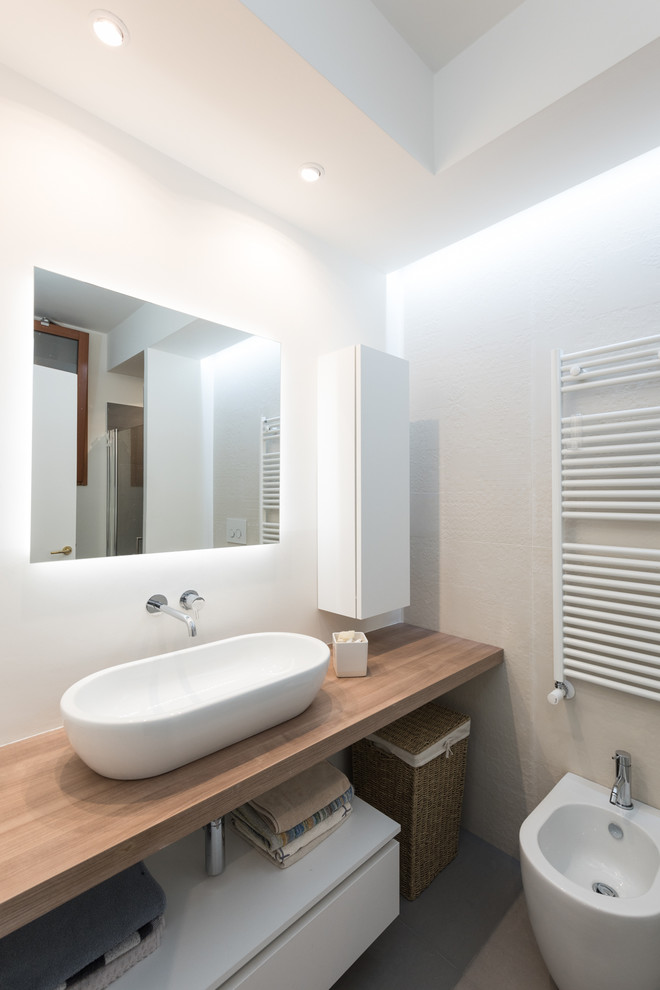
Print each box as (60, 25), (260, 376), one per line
(397, 146), (660, 856)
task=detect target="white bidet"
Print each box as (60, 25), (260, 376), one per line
(520, 772), (660, 990)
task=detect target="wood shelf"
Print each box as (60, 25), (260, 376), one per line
(0, 624), (503, 939)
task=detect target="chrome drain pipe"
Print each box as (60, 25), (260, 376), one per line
(204, 816), (225, 876)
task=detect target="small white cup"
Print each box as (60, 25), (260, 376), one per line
(332, 632), (368, 677)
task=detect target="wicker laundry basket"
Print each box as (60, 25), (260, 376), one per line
(352, 703), (470, 900)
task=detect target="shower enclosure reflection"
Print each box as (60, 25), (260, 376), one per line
(31, 269), (280, 561)
(106, 403), (144, 556)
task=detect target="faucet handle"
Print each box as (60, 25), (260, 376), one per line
(146, 594), (168, 613)
(180, 589), (205, 611)
(613, 749), (631, 767)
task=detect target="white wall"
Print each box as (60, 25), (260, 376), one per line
(0, 67), (387, 745)
(144, 349), (206, 553)
(397, 145), (660, 856)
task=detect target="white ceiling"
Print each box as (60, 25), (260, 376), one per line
(371, 0), (525, 70)
(3, 0), (660, 272)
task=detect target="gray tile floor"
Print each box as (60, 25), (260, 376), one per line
(331, 831), (557, 990)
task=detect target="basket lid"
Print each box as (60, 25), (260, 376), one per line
(367, 703), (470, 767)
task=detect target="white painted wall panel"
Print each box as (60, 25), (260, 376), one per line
(0, 72), (388, 744)
(144, 349), (206, 553)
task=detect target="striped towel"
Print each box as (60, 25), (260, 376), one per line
(230, 803), (352, 868)
(233, 783), (353, 851)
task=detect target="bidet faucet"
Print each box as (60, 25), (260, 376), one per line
(609, 749), (633, 809)
(146, 594), (197, 637)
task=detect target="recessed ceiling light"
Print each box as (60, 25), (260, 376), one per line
(299, 163), (325, 183)
(90, 10), (129, 47)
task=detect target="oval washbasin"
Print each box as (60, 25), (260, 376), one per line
(60, 632), (330, 779)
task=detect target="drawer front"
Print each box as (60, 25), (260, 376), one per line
(223, 840), (399, 990)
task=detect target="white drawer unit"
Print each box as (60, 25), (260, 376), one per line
(116, 797), (400, 990)
(225, 841), (399, 990)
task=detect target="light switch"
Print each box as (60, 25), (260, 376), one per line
(226, 517), (247, 545)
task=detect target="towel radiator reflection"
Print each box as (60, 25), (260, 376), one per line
(261, 416), (280, 544)
(551, 334), (660, 702)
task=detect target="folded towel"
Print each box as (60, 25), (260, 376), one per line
(231, 802), (352, 868)
(235, 783), (353, 851)
(54, 915), (164, 990)
(248, 761), (351, 833)
(232, 798), (351, 858)
(0, 863), (166, 990)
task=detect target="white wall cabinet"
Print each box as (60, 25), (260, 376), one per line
(318, 344), (410, 618)
(115, 797), (399, 990)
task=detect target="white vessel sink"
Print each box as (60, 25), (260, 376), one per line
(61, 632), (330, 779)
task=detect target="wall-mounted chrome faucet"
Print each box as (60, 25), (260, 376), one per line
(146, 591), (204, 637)
(610, 749), (633, 809)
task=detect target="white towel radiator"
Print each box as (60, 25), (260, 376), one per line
(550, 333), (660, 703)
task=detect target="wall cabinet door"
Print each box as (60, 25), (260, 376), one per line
(318, 344), (409, 619)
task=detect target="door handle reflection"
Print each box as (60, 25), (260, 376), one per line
(50, 545), (73, 556)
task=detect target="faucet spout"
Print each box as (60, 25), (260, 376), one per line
(609, 749), (632, 809)
(146, 594), (197, 637)
(158, 602), (197, 637)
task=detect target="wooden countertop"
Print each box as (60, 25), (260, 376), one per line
(0, 624), (502, 939)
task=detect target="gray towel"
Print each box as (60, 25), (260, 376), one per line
(54, 915), (165, 990)
(0, 862), (166, 990)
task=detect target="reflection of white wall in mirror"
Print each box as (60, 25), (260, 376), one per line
(107, 302), (192, 371)
(76, 330), (143, 559)
(144, 348), (207, 553)
(31, 366), (77, 562)
(207, 336), (280, 547)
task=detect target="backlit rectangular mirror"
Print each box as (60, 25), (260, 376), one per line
(31, 269), (280, 561)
